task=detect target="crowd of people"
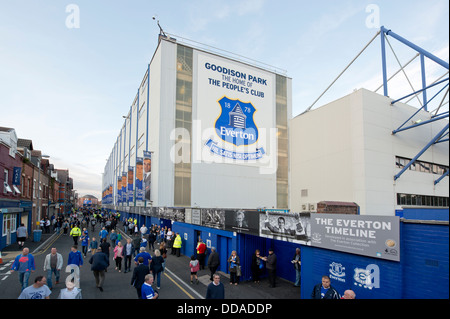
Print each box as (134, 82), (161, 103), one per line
(11, 207), (356, 300)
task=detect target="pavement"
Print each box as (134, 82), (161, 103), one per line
(1, 228), (301, 300)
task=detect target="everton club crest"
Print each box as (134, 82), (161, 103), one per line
(205, 96), (265, 161)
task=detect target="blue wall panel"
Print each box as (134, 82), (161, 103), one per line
(116, 208), (449, 299)
(396, 208), (449, 221)
(171, 222), (236, 274)
(300, 246), (403, 299)
(401, 222), (449, 299)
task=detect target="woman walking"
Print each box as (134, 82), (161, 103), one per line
(150, 249), (164, 289)
(113, 241), (124, 272)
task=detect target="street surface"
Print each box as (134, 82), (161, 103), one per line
(0, 222), (300, 300)
(0, 224), (204, 299)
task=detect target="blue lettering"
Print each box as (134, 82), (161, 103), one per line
(205, 62), (246, 80)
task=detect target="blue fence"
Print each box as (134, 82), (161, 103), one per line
(119, 207), (449, 299)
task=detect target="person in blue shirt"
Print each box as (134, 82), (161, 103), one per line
(99, 227), (108, 241)
(68, 245), (83, 269)
(141, 274), (158, 299)
(81, 229), (89, 258)
(10, 247), (36, 290)
(134, 247), (152, 267)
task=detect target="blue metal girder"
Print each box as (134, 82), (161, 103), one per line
(434, 169), (449, 185)
(390, 78), (449, 105)
(381, 26), (449, 70)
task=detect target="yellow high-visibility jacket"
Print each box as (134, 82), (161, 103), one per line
(173, 235), (182, 248)
(70, 227), (81, 237)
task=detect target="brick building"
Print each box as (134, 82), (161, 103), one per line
(1, 127), (75, 250)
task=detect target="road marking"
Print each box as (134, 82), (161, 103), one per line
(164, 272), (195, 299)
(164, 267), (205, 299)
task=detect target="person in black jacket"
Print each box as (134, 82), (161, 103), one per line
(207, 247), (220, 281)
(263, 248), (277, 288)
(311, 275), (340, 299)
(150, 249), (164, 289)
(131, 257), (150, 299)
(88, 249), (110, 292)
(251, 249), (264, 283)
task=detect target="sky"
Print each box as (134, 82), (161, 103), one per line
(0, 0), (448, 199)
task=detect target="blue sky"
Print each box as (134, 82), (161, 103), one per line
(0, 0), (448, 199)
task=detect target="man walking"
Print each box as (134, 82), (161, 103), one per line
(207, 247), (220, 281)
(131, 256), (150, 299)
(18, 275), (51, 299)
(16, 223), (28, 249)
(88, 249), (109, 292)
(10, 247), (36, 290)
(206, 273), (225, 299)
(141, 274), (158, 299)
(43, 247), (63, 290)
(70, 224), (82, 245)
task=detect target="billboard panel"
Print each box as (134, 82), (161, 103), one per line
(195, 52), (275, 167)
(310, 213), (400, 261)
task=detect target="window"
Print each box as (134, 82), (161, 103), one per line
(3, 169), (12, 194)
(276, 75), (289, 209)
(174, 45), (193, 207)
(2, 213), (17, 236)
(397, 193), (449, 208)
(395, 156), (449, 176)
(28, 178), (31, 197)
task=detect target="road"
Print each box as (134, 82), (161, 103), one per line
(0, 224), (204, 299)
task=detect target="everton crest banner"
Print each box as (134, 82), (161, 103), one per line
(195, 52), (275, 168)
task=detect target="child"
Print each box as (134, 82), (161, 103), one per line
(190, 255), (200, 284)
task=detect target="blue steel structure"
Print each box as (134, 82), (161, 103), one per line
(380, 26), (449, 185)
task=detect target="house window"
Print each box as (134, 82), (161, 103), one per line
(3, 169), (12, 194)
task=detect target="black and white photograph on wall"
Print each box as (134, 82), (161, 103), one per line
(156, 207), (166, 218)
(162, 207), (185, 222)
(201, 208), (225, 229)
(225, 209), (260, 235)
(260, 211), (311, 244)
(141, 207), (152, 216)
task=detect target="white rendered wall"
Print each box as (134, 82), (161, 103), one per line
(290, 88), (448, 216)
